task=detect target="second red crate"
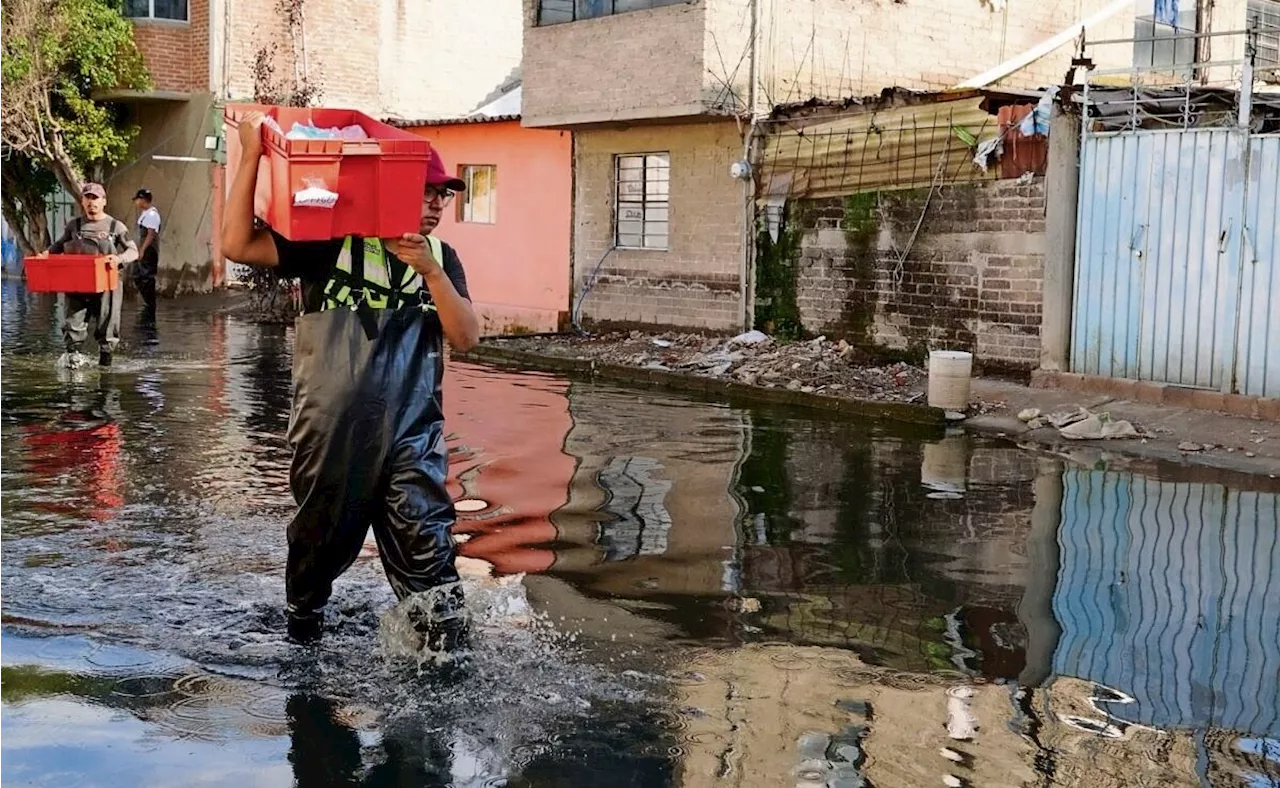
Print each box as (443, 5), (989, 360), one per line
(23, 255), (119, 294)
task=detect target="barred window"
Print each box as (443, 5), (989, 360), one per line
(614, 153), (669, 250)
(537, 0), (686, 25)
(124, 0), (188, 21)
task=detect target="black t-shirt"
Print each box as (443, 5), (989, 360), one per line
(271, 231), (470, 314)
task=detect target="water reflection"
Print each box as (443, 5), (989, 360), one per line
(2, 282), (1279, 786)
(15, 376), (124, 524)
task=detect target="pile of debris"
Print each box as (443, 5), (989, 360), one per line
(490, 330), (929, 404)
(1017, 406), (1143, 440)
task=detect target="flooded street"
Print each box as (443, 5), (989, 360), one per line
(2, 283), (1278, 787)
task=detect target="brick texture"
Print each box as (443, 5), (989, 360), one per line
(524, 0), (1149, 126)
(523, 0), (708, 126)
(217, 0), (520, 118)
(787, 179), (1047, 369)
(574, 120), (745, 331)
(132, 0), (208, 93)
(708, 0), (1139, 104)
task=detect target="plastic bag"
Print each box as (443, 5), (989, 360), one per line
(294, 177), (339, 209)
(1019, 93), (1053, 137)
(285, 122), (369, 141)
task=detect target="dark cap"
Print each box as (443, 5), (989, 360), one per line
(81, 182), (106, 199)
(134, 188), (153, 201)
(426, 148), (466, 192)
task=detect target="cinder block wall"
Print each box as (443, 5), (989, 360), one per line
(573, 121), (746, 332)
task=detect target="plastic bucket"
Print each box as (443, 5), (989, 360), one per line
(927, 350), (973, 411)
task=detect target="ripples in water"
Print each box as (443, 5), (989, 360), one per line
(2, 283), (1278, 786)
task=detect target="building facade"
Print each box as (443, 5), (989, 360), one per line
(404, 87), (574, 335)
(109, 0), (523, 294)
(522, 0), (1263, 351)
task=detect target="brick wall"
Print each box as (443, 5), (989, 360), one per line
(707, 0), (1138, 105)
(574, 120), (745, 332)
(133, 23), (191, 92)
(523, 0), (708, 126)
(132, 0), (208, 93)
(523, 0), (1143, 126)
(220, 0), (520, 118)
(774, 179), (1047, 370)
(222, 0), (291, 100)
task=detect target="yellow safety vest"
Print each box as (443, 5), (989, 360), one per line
(321, 235), (444, 312)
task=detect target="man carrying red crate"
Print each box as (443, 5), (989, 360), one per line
(221, 112), (481, 651)
(45, 182), (138, 368)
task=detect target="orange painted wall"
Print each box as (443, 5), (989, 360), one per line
(407, 120), (572, 334)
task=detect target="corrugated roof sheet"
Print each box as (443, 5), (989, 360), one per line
(387, 84), (522, 128)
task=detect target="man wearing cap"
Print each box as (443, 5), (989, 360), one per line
(46, 182), (139, 367)
(221, 112), (480, 649)
(133, 188), (161, 319)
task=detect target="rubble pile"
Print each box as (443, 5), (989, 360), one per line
(490, 330), (929, 404)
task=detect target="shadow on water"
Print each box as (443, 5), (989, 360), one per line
(2, 281), (1279, 786)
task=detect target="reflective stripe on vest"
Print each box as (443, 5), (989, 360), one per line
(322, 235), (444, 312)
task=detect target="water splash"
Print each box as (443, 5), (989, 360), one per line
(56, 351), (92, 370)
(378, 581), (473, 667)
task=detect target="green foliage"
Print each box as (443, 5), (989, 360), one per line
(1, 0), (150, 250)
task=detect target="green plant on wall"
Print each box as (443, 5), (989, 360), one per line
(753, 205), (803, 339)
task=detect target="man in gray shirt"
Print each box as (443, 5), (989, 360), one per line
(47, 182), (138, 367)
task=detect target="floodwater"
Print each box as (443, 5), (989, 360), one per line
(2, 284), (1278, 788)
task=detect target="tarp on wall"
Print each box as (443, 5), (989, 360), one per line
(757, 95), (1001, 201)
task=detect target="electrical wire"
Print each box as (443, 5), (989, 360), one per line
(570, 245), (616, 334)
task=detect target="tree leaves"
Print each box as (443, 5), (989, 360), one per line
(1, 0), (151, 249)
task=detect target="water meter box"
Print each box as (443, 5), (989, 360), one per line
(225, 103), (433, 242)
(23, 255), (118, 293)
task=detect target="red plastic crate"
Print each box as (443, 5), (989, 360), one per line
(23, 254), (119, 293)
(225, 103), (433, 242)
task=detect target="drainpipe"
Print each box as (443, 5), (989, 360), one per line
(740, 0), (762, 331)
(299, 0), (310, 86)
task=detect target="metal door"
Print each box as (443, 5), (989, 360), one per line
(1072, 129), (1245, 389)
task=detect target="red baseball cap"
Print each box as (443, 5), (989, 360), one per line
(426, 148), (466, 192)
(81, 182), (106, 198)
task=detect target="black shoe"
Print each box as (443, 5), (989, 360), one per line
(286, 610), (324, 645)
(421, 615), (470, 654)
(98, 350), (113, 368)
(411, 585), (470, 654)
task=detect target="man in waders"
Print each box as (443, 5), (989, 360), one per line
(46, 182), (138, 368)
(221, 113), (480, 648)
(132, 188), (161, 322)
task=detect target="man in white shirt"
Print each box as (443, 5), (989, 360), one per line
(133, 188), (161, 319)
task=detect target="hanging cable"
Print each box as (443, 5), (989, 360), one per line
(570, 245), (616, 334)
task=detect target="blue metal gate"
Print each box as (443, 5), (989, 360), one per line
(1235, 135), (1280, 398)
(1072, 129), (1280, 397)
(1073, 130), (1240, 390)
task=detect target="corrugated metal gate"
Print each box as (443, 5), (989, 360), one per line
(1072, 129), (1280, 397)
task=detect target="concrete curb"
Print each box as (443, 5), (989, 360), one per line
(963, 416), (1280, 488)
(459, 344), (949, 427)
(1032, 369), (1280, 421)
(458, 344), (1280, 483)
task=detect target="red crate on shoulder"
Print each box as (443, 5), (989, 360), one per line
(225, 103), (433, 242)
(23, 254), (119, 293)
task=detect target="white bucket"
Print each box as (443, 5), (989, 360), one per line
(927, 350), (973, 411)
